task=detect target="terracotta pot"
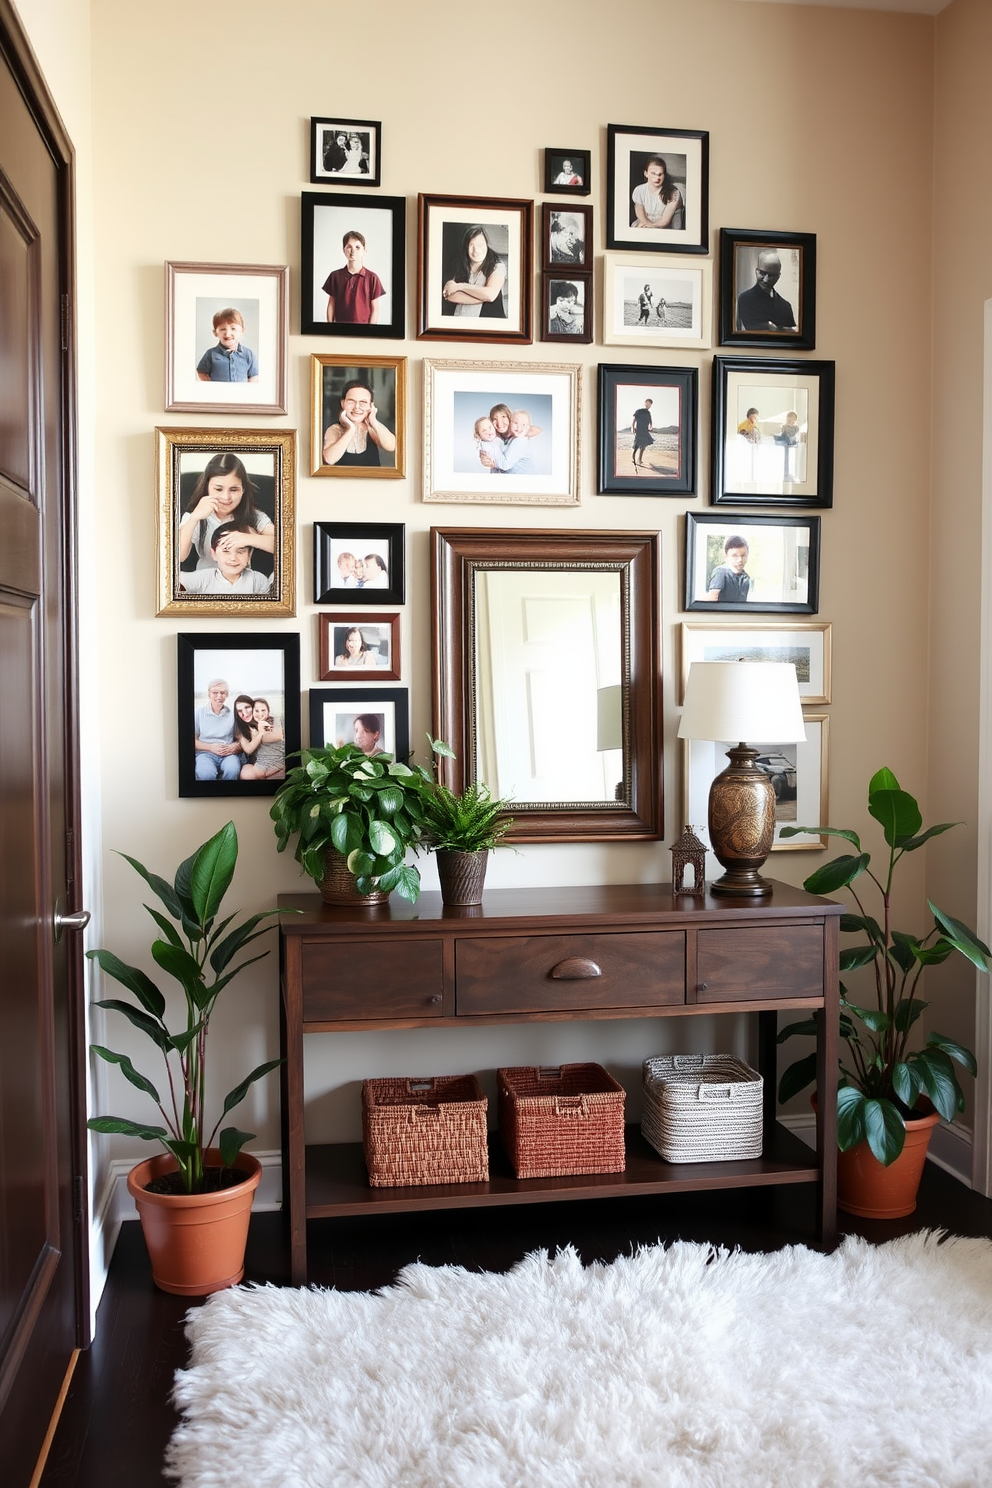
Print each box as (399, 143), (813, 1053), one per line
(126, 1148), (262, 1296)
(435, 849), (488, 907)
(836, 1105), (941, 1220)
(319, 847), (388, 907)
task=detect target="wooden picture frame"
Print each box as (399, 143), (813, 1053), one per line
(543, 148), (590, 196)
(308, 686), (410, 760)
(606, 124), (709, 255)
(541, 202), (592, 271)
(318, 612), (401, 682)
(309, 354), (406, 478)
(156, 427), (295, 617)
(313, 521), (405, 605)
(309, 116), (381, 187)
(684, 512), (821, 614)
(417, 193), (533, 344)
(541, 274), (592, 345)
(165, 261), (288, 415)
(300, 191), (405, 339)
(719, 228), (816, 350)
(597, 362), (697, 497)
(713, 356), (835, 508)
(679, 621), (832, 705)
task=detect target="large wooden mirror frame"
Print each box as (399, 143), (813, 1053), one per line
(431, 528), (663, 843)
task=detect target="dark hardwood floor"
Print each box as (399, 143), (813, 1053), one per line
(40, 1163), (992, 1488)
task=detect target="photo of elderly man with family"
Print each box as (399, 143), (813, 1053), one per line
(193, 676), (286, 781)
(452, 391), (554, 477)
(177, 450), (277, 596)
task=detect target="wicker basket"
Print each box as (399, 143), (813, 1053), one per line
(362, 1075), (489, 1187)
(641, 1054), (763, 1164)
(497, 1064), (626, 1179)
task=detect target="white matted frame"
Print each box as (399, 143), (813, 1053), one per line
(165, 261), (288, 415)
(679, 622), (832, 705)
(423, 358), (580, 506)
(603, 254), (710, 350)
(682, 713), (829, 856)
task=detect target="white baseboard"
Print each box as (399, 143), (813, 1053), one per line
(779, 1111), (973, 1185)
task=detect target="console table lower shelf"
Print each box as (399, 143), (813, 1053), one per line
(303, 1122), (819, 1217)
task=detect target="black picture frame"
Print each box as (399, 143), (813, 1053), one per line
(300, 191), (405, 339)
(417, 193), (533, 345)
(309, 117), (381, 187)
(543, 148), (591, 196)
(308, 687), (410, 761)
(314, 521), (405, 605)
(541, 273), (592, 344)
(541, 202), (593, 271)
(719, 229), (816, 349)
(598, 363), (697, 497)
(606, 124), (709, 255)
(684, 513), (821, 614)
(177, 632), (301, 797)
(712, 356), (835, 509)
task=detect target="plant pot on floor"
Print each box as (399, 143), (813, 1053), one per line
(836, 1104), (941, 1220)
(126, 1148), (262, 1296)
(435, 849), (488, 907)
(319, 847), (389, 907)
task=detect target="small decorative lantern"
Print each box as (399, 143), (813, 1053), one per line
(671, 825), (707, 895)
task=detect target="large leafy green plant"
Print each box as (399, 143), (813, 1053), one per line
(420, 737), (515, 853)
(270, 742), (435, 902)
(778, 767), (989, 1166)
(86, 822), (286, 1194)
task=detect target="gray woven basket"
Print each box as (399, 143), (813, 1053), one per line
(642, 1054), (763, 1163)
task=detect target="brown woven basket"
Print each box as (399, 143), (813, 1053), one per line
(497, 1063), (626, 1179)
(362, 1075), (489, 1187)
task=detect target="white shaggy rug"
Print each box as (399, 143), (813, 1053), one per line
(167, 1231), (992, 1488)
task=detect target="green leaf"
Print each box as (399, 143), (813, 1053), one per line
(168, 1024), (203, 1055)
(781, 825), (862, 850)
(868, 766), (901, 794)
(219, 1127), (254, 1167)
(868, 788), (922, 849)
(928, 903), (992, 970)
(911, 940), (954, 967)
(839, 945), (877, 972)
(208, 910), (281, 974)
(802, 854), (870, 896)
(837, 1085), (867, 1150)
(892, 1061), (923, 1108)
(844, 1002), (891, 1034)
(897, 822), (960, 852)
(85, 948), (166, 1019)
(347, 849), (377, 879)
(368, 820), (398, 856)
(93, 998), (171, 1052)
(144, 905), (184, 949)
(116, 852), (183, 920)
(776, 1017), (819, 1043)
(91, 1045), (161, 1101)
(863, 1098), (907, 1165)
(389, 863), (422, 903)
(189, 821), (237, 928)
(376, 785), (403, 816)
(778, 1052), (817, 1103)
(151, 939), (203, 992)
(927, 1032), (978, 1076)
(330, 811), (361, 856)
(912, 1049), (958, 1120)
(893, 998), (928, 1033)
(427, 735), (457, 759)
(841, 913), (882, 941)
(221, 1058), (284, 1117)
(86, 1115), (169, 1140)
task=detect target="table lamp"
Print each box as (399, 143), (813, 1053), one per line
(677, 661), (806, 897)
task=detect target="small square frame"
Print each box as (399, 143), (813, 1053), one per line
(544, 148), (590, 196)
(165, 261), (289, 415)
(417, 193), (533, 344)
(301, 191), (406, 339)
(719, 228), (816, 349)
(713, 356), (835, 509)
(318, 613), (401, 682)
(602, 253), (710, 350)
(606, 124), (709, 255)
(542, 202), (593, 271)
(309, 354), (406, 478)
(309, 117), (381, 187)
(309, 686), (410, 760)
(314, 522), (405, 605)
(684, 512), (821, 614)
(679, 621), (832, 705)
(598, 362), (697, 497)
(541, 274), (592, 345)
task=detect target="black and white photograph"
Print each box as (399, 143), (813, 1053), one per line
(177, 632), (301, 798)
(309, 116), (381, 187)
(318, 612), (401, 682)
(418, 194), (532, 344)
(309, 687), (409, 761)
(313, 522), (405, 606)
(684, 512), (821, 614)
(541, 275), (591, 344)
(543, 148), (590, 196)
(165, 261), (289, 414)
(603, 254), (710, 350)
(719, 229), (816, 349)
(300, 192), (405, 339)
(606, 124), (709, 254)
(713, 357), (835, 507)
(156, 428), (295, 617)
(309, 354), (405, 478)
(679, 622), (832, 705)
(541, 204), (592, 271)
(597, 363), (696, 496)
(683, 713), (828, 853)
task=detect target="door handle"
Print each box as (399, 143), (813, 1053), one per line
(53, 903), (91, 944)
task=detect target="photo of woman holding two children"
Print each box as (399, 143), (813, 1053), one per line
(452, 392), (555, 478)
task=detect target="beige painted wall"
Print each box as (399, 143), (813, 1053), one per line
(63, 0), (953, 1162)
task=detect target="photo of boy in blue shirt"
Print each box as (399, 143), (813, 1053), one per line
(196, 308), (259, 383)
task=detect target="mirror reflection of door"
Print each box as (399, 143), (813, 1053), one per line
(474, 570), (623, 803)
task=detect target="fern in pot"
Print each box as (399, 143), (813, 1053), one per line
(421, 738), (515, 906)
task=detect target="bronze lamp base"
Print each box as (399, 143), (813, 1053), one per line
(707, 743), (776, 897)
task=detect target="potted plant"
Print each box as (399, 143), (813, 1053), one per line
(86, 821), (288, 1293)
(270, 741), (436, 905)
(778, 767), (989, 1217)
(421, 740), (515, 906)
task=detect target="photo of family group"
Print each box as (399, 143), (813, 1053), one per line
(165, 263), (288, 414)
(301, 193), (405, 338)
(313, 522), (405, 605)
(177, 634), (300, 797)
(452, 391), (554, 477)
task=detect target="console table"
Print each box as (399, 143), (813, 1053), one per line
(278, 882), (841, 1283)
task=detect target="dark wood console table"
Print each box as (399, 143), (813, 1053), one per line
(278, 882), (841, 1284)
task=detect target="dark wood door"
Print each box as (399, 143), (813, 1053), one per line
(0, 7), (85, 1485)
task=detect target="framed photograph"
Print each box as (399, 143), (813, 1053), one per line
(541, 273), (591, 345)
(683, 713), (829, 855)
(314, 521), (404, 605)
(309, 117), (381, 187)
(156, 428), (295, 618)
(719, 229), (816, 350)
(309, 687), (409, 761)
(165, 261), (288, 415)
(602, 253), (710, 351)
(177, 632), (301, 798)
(684, 512), (820, 614)
(318, 613), (401, 682)
(606, 124), (708, 255)
(300, 191), (405, 339)
(309, 354), (406, 478)
(713, 357), (835, 508)
(541, 203), (592, 271)
(679, 622), (832, 706)
(417, 194), (532, 344)
(597, 363), (696, 497)
(544, 148), (590, 196)
(423, 357), (580, 506)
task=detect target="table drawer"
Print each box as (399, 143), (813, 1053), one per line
(456, 932), (685, 1015)
(693, 926), (823, 1002)
(300, 938), (444, 1021)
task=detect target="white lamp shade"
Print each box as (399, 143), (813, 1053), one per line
(677, 662), (806, 744)
(596, 684), (623, 752)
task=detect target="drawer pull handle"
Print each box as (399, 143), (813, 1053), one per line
(549, 957), (602, 980)
(697, 982), (709, 991)
(429, 995), (442, 1004)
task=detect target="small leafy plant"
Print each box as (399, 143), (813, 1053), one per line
(420, 738), (515, 853)
(86, 822), (286, 1194)
(778, 767), (989, 1166)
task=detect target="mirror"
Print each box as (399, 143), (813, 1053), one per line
(432, 528), (663, 842)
